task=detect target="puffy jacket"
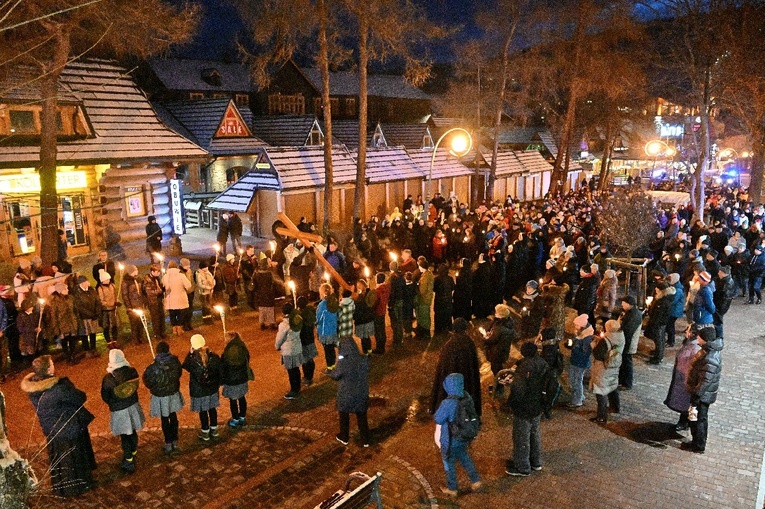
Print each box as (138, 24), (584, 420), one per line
(713, 276), (735, 317)
(195, 268), (215, 296)
(142, 274), (165, 306)
(686, 337), (723, 405)
(329, 338), (369, 414)
(221, 335), (251, 386)
(97, 282), (117, 310)
(49, 293), (78, 337)
(182, 349), (223, 398)
(21, 374), (93, 441)
(275, 318), (302, 357)
(337, 297), (355, 338)
(252, 269), (278, 307)
(645, 288), (673, 338)
(434, 373), (476, 454)
(316, 297), (338, 337)
(73, 285), (101, 320)
(484, 318), (515, 367)
(101, 365), (141, 412)
(163, 268), (191, 310)
(692, 284), (716, 325)
(143, 352), (182, 397)
(573, 274), (598, 316)
(509, 355), (549, 418)
(374, 282), (390, 316)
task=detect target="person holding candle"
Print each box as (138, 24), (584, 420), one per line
(617, 296), (642, 390)
(253, 258), (278, 330)
(49, 283), (79, 364)
(566, 314), (593, 409)
(645, 282), (674, 365)
(372, 272), (390, 354)
(221, 331), (251, 427)
(195, 260), (216, 323)
(179, 258), (196, 331)
(221, 254), (240, 312)
(73, 275), (102, 354)
(142, 265), (167, 339)
(121, 264), (144, 345)
(297, 296), (318, 386)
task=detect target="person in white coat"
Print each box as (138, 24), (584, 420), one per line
(163, 261), (191, 336)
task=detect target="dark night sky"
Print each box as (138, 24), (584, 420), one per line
(179, 0), (482, 62)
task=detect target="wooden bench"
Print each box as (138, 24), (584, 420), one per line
(314, 471), (383, 509)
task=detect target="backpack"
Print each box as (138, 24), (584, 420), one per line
(540, 367), (561, 414)
(603, 338), (620, 368)
(447, 395), (481, 442)
(112, 375), (139, 399)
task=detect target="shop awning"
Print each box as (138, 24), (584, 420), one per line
(206, 166), (281, 212)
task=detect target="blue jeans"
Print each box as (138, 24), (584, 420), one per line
(513, 414), (542, 473)
(569, 365), (587, 406)
(442, 439), (480, 491)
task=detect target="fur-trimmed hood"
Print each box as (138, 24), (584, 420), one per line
(20, 373), (59, 394)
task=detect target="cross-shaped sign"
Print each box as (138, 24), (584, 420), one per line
(275, 212), (354, 292)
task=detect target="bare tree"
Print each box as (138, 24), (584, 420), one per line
(0, 0), (199, 263)
(597, 189), (658, 258)
(237, 0), (341, 232)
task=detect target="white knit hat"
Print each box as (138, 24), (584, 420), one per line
(190, 334), (206, 350)
(107, 349), (130, 373)
(99, 269), (111, 283)
(573, 314), (589, 329)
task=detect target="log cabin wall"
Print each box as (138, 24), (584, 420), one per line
(98, 163), (173, 247)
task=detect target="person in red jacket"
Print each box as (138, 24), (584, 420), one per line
(372, 272), (390, 354)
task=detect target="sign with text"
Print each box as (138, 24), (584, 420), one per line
(0, 171), (87, 193)
(215, 102), (251, 138)
(170, 179), (185, 235)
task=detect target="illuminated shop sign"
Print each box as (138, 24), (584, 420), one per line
(0, 171), (87, 193)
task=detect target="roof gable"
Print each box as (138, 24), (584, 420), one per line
(0, 59), (208, 167)
(380, 123), (433, 149)
(251, 115), (322, 147)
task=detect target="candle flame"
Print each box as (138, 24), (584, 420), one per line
(389, 252), (398, 262)
(155, 253), (164, 261)
(117, 263), (124, 271)
(214, 305), (225, 313)
(363, 267), (370, 278)
(38, 298), (45, 305)
(323, 272), (331, 281)
(287, 280), (296, 291)
(478, 327), (486, 336)
(132, 309), (144, 316)
(213, 243), (221, 252)
(269, 240), (276, 251)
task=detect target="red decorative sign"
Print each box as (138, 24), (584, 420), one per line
(216, 102), (250, 138)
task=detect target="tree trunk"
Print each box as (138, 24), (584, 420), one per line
(317, 0), (334, 233)
(598, 121), (615, 193)
(693, 70), (712, 223)
(489, 23), (517, 203)
(748, 127), (765, 202)
(38, 30), (70, 264)
(353, 5), (368, 221)
(550, 100), (577, 196)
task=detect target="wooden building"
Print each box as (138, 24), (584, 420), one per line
(253, 61), (432, 123)
(478, 149), (555, 202)
(0, 60), (209, 261)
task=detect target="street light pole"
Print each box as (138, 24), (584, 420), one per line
(427, 127), (473, 204)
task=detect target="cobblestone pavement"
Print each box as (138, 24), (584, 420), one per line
(5, 240), (765, 508)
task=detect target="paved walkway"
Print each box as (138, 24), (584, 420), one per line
(6, 239), (765, 508)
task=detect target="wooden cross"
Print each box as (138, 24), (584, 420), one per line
(275, 212), (354, 292)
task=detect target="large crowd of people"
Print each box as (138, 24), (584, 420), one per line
(9, 182), (756, 499)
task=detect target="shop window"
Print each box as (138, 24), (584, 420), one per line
(267, 93), (305, 115)
(6, 201), (35, 254)
(124, 186), (146, 218)
(235, 94), (249, 106)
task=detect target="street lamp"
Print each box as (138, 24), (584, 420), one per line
(427, 128), (473, 203)
(644, 140), (676, 182)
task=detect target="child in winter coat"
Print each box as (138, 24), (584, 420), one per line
(183, 334), (223, 441)
(297, 296), (318, 386)
(143, 341), (184, 453)
(221, 331), (251, 427)
(101, 349), (145, 473)
(17, 300), (40, 363)
(275, 303), (303, 399)
(353, 280), (376, 355)
(316, 283), (339, 371)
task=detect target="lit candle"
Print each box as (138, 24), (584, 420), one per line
(539, 278), (544, 285)
(389, 252), (398, 262)
(287, 280), (297, 307)
(646, 296), (654, 306)
(675, 254), (681, 261)
(132, 309), (155, 357)
(35, 298), (45, 347)
(363, 266), (371, 282)
(269, 240), (277, 258)
(116, 263), (125, 300)
(478, 326), (486, 337)
(323, 271), (331, 282)
(214, 304), (227, 337)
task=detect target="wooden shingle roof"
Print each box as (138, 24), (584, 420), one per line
(407, 148), (473, 180)
(481, 149), (553, 176)
(359, 147), (424, 183)
(206, 161), (282, 212)
(380, 123), (433, 149)
(265, 146), (357, 191)
(516, 150), (554, 173)
(250, 115), (320, 147)
(147, 58), (252, 92)
(299, 68), (429, 100)
(155, 99), (267, 156)
(0, 60), (209, 168)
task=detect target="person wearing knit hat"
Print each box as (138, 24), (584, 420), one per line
(14, 258), (33, 307)
(97, 270), (119, 345)
(221, 252), (240, 313)
(594, 268), (618, 327)
(100, 348), (145, 473)
(665, 272), (686, 348)
(221, 332), (252, 428)
(120, 263), (144, 346)
(143, 341), (184, 453)
(617, 294), (642, 391)
(275, 302), (304, 400)
(163, 258), (193, 336)
(21, 355), (97, 496)
(683, 324), (722, 453)
(524, 280), (539, 298)
(589, 319), (624, 423)
(182, 334), (223, 441)
(713, 265), (735, 338)
(49, 279), (78, 363)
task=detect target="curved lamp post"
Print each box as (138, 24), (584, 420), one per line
(644, 140), (676, 183)
(427, 128), (473, 203)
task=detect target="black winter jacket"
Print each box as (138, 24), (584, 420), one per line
(221, 336), (251, 386)
(508, 355), (549, 419)
(21, 375), (93, 441)
(686, 337), (723, 405)
(713, 276), (736, 317)
(73, 286), (101, 320)
(183, 349), (223, 397)
(101, 366), (140, 412)
(143, 352), (182, 397)
(484, 318), (515, 367)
